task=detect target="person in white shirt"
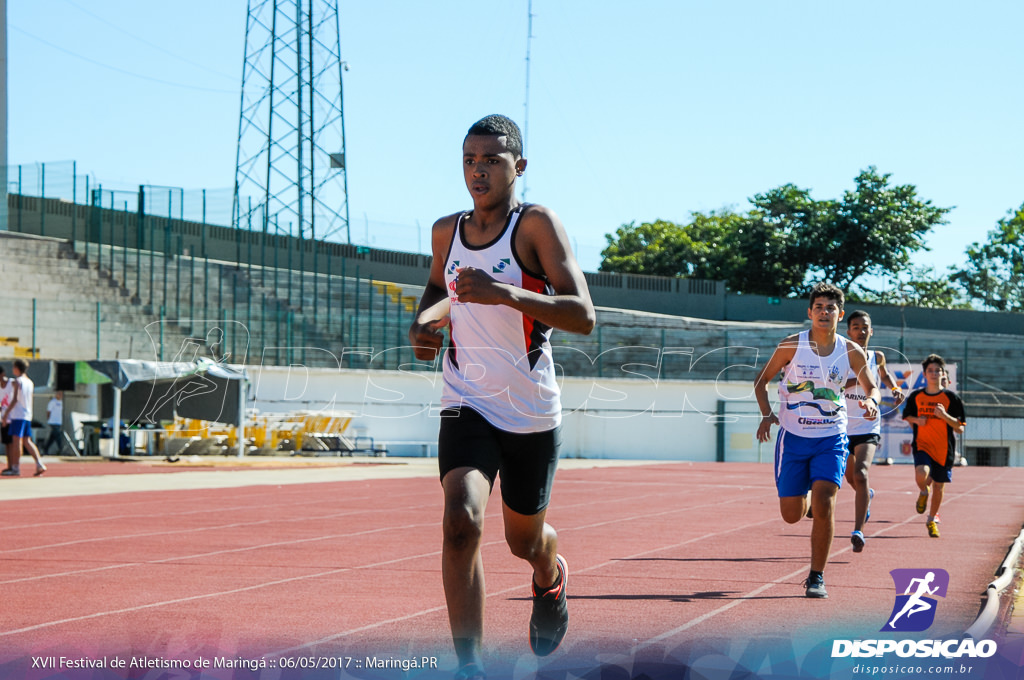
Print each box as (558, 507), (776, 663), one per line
(1, 359), (47, 476)
(42, 391), (65, 455)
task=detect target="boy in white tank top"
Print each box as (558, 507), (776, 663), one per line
(754, 283), (880, 598)
(843, 311), (904, 552)
(408, 115), (595, 678)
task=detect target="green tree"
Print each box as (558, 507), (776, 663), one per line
(850, 266), (970, 309)
(600, 167), (951, 299)
(954, 203), (1024, 311)
(809, 167), (951, 291)
(599, 220), (687, 276)
(733, 184), (824, 296)
(598, 211), (746, 279)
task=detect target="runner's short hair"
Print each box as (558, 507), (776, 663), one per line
(846, 310), (871, 326)
(466, 115), (523, 158)
(922, 354), (946, 371)
(808, 282), (845, 309)
(13, 359), (28, 373)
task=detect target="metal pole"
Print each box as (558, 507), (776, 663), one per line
(71, 161), (77, 243)
(149, 195), (156, 310)
(295, 0), (304, 253)
(260, 292), (266, 356)
(123, 200), (128, 284)
(336, 10), (351, 244)
(202, 189), (207, 257)
(83, 182), (90, 265)
(136, 186), (143, 304)
(176, 234), (182, 320)
(164, 190), (171, 312)
(236, 378), (246, 458)
(159, 305), (165, 362)
(189, 247), (195, 332)
(17, 165), (22, 232)
(40, 162), (45, 236)
(326, 247), (331, 338)
(111, 388), (122, 458)
(97, 190), (104, 273)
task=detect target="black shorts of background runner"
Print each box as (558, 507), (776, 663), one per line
(847, 433), (880, 457)
(0, 424), (10, 445)
(913, 449), (954, 484)
(438, 406), (560, 516)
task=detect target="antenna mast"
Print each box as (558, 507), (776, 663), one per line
(521, 0), (533, 202)
(233, 0), (351, 244)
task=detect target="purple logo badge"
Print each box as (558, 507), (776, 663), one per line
(882, 569), (949, 632)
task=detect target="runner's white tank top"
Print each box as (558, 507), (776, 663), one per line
(441, 205), (561, 433)
(8, 374), (34, 421)
(778, 330), (849, 438)
(845, 349), (880, 436)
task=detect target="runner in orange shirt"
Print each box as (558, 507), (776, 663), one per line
(901, 354), (965, 538)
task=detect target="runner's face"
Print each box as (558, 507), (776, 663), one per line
(847, 317), (873, 347)
(924, 363), (944, 390)
(463, 134), (523, 208)
(807, 297), (843, 331)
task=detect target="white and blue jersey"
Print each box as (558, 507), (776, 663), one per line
(774, 331), (850, 497)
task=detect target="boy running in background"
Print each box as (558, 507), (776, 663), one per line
(844, 311), (904, 552)
(754, 283), (880, 598)
(902, 354), (965, 538)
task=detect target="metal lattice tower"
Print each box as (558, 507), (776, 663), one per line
(233, 0), (350, 243)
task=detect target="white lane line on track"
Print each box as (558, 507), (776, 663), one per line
(0, 485), (764, 639)
(634, 479), (995, 650)
(0, 489), (414, 532)
(269, 493), (780, 656)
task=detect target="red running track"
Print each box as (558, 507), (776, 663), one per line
(0, 461), (1022, 677)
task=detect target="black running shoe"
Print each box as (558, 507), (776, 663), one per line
(804, 573), (828, 599)
(530, 554), (568, 656)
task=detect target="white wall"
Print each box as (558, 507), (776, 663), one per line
(247, 365), (758, 460)
(964, 418), (1024, 467)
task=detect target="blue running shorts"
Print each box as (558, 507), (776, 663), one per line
(774, 429), (848, 498)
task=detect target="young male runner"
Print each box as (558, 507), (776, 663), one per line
(409, 115), (595, 678)
(1, 359), (47, 476)
(843, 311), (904, 552)
(902, 354), (965, 538)
(754, 283), (880, 598)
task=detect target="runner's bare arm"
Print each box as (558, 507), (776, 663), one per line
(753, 335), (799, 442)
(876, 351), (905, 406)
(408, 216), (456, 361)
(453, 206), (595, 335)
(849, 344), (880, 420)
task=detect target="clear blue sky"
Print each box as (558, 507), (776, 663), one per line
(9, 0), (1024, 274)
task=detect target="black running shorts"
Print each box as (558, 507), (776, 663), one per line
(847, 433), (880, 457)
(0, 424), (10, 445)
(438, 406), (560, 516)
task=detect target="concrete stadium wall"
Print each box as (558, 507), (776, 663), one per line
(10, 194), (1024, 336)
(247, 366), (1024, 465)
(5, 195), (727, 321)
(723, 294), (1024, 336)
(247, 365), (754, 461)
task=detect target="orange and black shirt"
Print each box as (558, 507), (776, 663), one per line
(902, 389), (966, 466)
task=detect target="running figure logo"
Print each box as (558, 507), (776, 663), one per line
(882, 569), (949, 632)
